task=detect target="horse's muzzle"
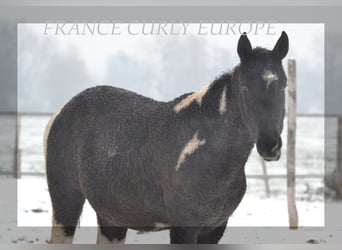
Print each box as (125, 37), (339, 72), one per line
(256, 136), (282, 161)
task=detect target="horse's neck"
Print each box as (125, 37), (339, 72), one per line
(226, 70), (249, 129)
(203, 70), (247, 129)
(171, 69), (250, 136)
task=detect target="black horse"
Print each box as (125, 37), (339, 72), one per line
(45, 31), (288, 244)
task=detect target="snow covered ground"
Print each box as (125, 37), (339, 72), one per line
(1, 176), (340, 244)
(17, 176), (324, 228)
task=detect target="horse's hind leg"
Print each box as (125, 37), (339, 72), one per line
(96, 216), (127, 244)
(49, 186), (85, 244)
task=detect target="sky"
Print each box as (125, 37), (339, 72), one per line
(17, 23), (324, 113)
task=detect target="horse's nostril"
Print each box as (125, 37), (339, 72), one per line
(271, 143), (279, 153)
(257, 137), (281, 156)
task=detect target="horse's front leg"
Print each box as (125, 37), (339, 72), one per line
(197, 220), (228, 244)
(169, 226), (199, 244)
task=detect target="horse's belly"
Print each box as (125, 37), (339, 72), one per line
(90, 199), (169, 228)
(80, 170), (169, 228)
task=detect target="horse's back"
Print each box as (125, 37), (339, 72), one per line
(47, 85), (166, 174)
(65, 85), (161, 117)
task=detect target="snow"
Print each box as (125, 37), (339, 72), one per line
(0, 175), (340, 244)
(0, 176), (336, 244)
(16, 176), (324, 228)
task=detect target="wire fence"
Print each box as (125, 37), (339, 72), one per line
(0, 111), (338, 200)
(0, 112), (337, 177)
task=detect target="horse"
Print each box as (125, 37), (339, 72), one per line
(45, 31), (289, 244)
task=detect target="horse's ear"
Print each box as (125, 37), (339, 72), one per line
(272, 31), (289, 60)
(237, 32), (252, 62)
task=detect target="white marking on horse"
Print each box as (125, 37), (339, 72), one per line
(174, 85), (210, 113)
(262, 70), (279, 89)
(219, 86), (227, 115)
(113, 238), (125, 244)
(154, 222), (170, 229)
(43, 106), (64, 159)
(50, 217), (73, 244)
(96, 228), (125, 244)
(107, 145), (119, 158)
(175, 132), (206, 171)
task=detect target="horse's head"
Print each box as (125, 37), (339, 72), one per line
(237, 31), (289, 161)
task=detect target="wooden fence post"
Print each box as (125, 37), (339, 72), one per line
(14, 113), (21, 179)
(259, 157), (270, 197)
(335, 117), (342, 198)
(287, 58), (298, 229)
